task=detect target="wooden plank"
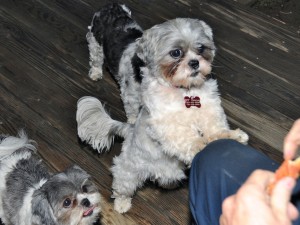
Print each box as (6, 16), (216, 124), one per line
(0, 6), (125, 116)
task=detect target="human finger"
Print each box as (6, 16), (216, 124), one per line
(284, 119), (300, 160)
(288, 203), (299, 221)
(270, 177), (295, 224)
(219, 214), (228, 225)
(220, 195), (235, 225)
(243, 169), (274, 190)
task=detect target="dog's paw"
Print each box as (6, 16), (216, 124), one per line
(88, 67), (103, 81)
(184, 139), (207, 165)
(233, 128), (249, 144)
(114, 196), (132, 214)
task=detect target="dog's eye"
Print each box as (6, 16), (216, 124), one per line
(63, 198), (72, 208)
(198, 45), (206, 54)
(169, 49), (183, 58)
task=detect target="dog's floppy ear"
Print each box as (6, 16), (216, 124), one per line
(31, 189), (57, 224)
(136, 25), (162, 67)
(64, 164), (90, 178)
(66, 164), (87, 172)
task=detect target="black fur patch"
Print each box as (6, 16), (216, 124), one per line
(131, 53), (145, 83)
(91, 3), (143, 75)
(206, 73), (216, 80)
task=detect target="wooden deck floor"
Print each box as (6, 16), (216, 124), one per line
(0, 0), (300, 224)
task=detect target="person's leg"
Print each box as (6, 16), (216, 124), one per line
(189, 139), (280, 225)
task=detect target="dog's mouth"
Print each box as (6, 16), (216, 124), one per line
(190, 71), (199, 77)
(83, 205), (96, 217)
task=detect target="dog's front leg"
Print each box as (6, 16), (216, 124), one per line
(207, 128), (249, 144)
(182, 138), (210, 166)
(86, 31), (104, 80)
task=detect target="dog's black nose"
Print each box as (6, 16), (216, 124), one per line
(81, 198), (91, 207)
(188, 60), (199, 70)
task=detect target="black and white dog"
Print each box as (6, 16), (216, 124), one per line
(77, 3), (248, 213)
(86, 3), (144, 123)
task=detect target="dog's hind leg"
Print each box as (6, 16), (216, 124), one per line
(156, 166), (186, 189)
(86, 30), (104, 81)
(111, 174), (142, 213)
(111, 153), (145, 213)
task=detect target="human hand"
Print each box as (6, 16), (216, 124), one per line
(284, 119), (300, 160)
(220, 170), (298, 225)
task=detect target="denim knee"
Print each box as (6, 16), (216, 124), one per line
(191, 139), (278, 175)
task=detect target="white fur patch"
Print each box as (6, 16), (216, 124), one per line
(86, 31), (103, 80)
(18, 179), (47, 225)
(120, 4), (131, 16)
(77, 192), (102, 209)
(0, 130), (36, 159)
(77, 97), (118, 151)
(114, 196), (132, 214)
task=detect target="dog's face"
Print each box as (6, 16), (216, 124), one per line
(32, 165), (101, 225)
(137, 18), (215, 88)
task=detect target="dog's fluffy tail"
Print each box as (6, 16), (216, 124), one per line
(77, 96), (131, 152)
(0, 130), (36, 159)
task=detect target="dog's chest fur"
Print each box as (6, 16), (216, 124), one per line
(143, 79), (229, 146)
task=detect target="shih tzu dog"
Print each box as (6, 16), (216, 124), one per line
(77, 3), (248, 213)
(0, 131), (101, 225)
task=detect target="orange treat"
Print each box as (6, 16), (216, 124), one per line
(267, 157), (300, 194)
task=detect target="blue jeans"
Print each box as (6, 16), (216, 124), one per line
(189, 139), (300, 225)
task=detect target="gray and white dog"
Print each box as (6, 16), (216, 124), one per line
(77, 3), (248, 213)
(0, 131), (101, 225)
